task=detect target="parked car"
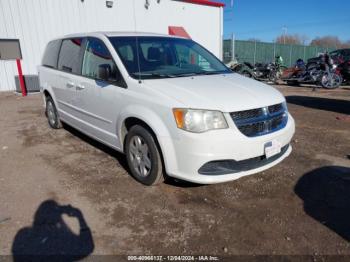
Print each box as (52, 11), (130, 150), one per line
(337, 60), (350, 83)
(39, 32), (295, 186)
(307, 48), (350, 66)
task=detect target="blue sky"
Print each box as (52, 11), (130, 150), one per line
(223, 0), (350, 43)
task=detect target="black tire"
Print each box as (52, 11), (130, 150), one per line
(268, 71), (278, 83)
(321, 73), (342, 89)
(45, 96), (62, 129)
(286, 80), (299, 86)
(125, 125), (164, 186)
(242, 71), (252, 78)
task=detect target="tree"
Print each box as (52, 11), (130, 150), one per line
(275, 34), (304, 45)
(247, 38), (261, 42)
(343, 40), (350, 48)
(310, 36), (343, 48)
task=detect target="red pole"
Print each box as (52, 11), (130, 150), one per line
(16, 59), (27, 97)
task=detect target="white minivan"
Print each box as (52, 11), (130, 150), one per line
(38, 32), (295, 186)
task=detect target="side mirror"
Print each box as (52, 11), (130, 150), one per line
(98, 64), (111, 81)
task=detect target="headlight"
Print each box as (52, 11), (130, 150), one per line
(173, 108), (228, 133)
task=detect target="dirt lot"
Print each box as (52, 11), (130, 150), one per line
(0, 84), (350, 258)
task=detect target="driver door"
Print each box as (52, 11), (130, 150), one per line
(73, 37), (127, 149)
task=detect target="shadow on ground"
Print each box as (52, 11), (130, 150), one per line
(63, 123), (129, 172)
(164, 177), (204, 188)
(295, 166), (350, 242)
(286, 96), (350, 115)
(63, 123), (202, 188)
(12, 200), (94, 261)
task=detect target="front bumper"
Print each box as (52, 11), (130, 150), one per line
(163, 113), (295, 184)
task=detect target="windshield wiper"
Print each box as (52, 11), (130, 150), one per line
(196, 71), (227, 75)
(133, 72), (176, 78)
(174, 72), (198, 77)
(175, 71), (226, 77)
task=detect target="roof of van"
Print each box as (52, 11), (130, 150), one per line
(60, 31), (186, 39)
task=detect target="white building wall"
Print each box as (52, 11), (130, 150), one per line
(0, 0), (223, 91)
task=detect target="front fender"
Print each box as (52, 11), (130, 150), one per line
(117, 105), (177, 173)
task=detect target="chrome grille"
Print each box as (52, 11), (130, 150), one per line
(230, 108), (264, 121)
(230, 103), (288, 137)
(268, 103), (283, 114)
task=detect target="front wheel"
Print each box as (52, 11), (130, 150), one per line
(125, 125), (164, 186)
(268, 71), (279, 83)
(321, 73), (342, 89)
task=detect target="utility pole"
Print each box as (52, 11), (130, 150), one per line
(282, 26), (287, 44)
(231, 33), (235, 62)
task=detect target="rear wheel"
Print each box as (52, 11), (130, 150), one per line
(125, 125), (164, 186)
(242, 71), (252, 78)
(45, 96), (62, 129)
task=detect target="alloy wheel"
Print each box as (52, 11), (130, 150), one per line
(129, 135), (152, 177)
(47, 101), (57, 126)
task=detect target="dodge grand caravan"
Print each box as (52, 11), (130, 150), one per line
(38, 32), (295, 186)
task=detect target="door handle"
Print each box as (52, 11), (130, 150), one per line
(76, 84), (85, 91)
(66, 82), (75, 88)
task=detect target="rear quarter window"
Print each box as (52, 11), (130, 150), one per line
(57, 38), (83, 74)
(42, 40), (61, 68)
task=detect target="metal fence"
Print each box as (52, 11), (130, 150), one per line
(223, 39), (335, 67)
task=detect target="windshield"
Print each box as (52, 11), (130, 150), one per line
(109, 36), (231, 79)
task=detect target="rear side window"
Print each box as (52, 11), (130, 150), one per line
(42, 40), (61, 68)
(58, 38), (82, 73)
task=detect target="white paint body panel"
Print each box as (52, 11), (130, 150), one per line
(0, 0), (223, 91)
(146, 73), (285, 112)
(39, 32), (295, 184)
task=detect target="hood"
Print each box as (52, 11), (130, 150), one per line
(143, 73), (285, 112)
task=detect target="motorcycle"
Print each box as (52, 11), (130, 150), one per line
(267, 56), (288, 83)
(281, 58), (342, 89)
(242, 62), (273, 80)
(229, 56), (287, 84)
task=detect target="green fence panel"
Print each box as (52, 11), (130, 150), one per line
(290, 45), (305, 66)
(235, 40), (256, 64)
(223, 40), (233, 63)
(255, 42), (274, 64)
(223, 39), (336, 67)
(274, 44), (292, 66)
(305, 45), (318, 60)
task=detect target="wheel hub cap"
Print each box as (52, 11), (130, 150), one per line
(47, 102), (56, 126)
(129, 136), (151, 177)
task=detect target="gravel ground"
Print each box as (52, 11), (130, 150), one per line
(0, 84), (350, 258)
